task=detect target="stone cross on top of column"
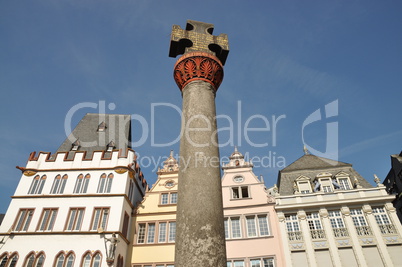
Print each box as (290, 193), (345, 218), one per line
(169, 20), (229, 65)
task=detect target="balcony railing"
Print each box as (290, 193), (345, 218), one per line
(355, 226), (372, 236)
(379, 224), (397, 235)
(310, 229), (326, 240)
(288, 231), (303, 241)
(332, 228), (349, 238)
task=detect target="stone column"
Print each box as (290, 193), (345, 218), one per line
(169, 20), (229, 266)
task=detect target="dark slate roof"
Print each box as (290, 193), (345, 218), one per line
(0, 214), (4, 225)
(277, 154), (373, 196)
(281, 154), (351, 172)
(55, 113), (132, 159)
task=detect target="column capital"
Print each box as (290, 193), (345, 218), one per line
(341, 206), (350, 216)
(297, 210), (307, 220)
(362, 204), (372, 214)
(173, 52), (224, 92)
(319, 208), (328, 218)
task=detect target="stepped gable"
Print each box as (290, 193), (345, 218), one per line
(277, 154), (373, 196)
(55, 113), (132, 160)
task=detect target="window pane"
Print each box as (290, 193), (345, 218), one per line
(83, 254), (91, 267)
(250, 259), (261, 267)
(169, 222), (176, 242)
(258, 215), (269, 236)
(263, 258), (274, 267)
(161, 194), (169, 204)
(246, 216), (257, 237)
(158, 222), (167, 242)
(170, 193), (178, 204)
(224, 219), (229, 239)
(36, 254), (45, 267)
(234, 261), (244, 267)
(231, 218), (241, 238)
(137, 224), (146, 243)
(66, 254), (74, 267)
(147, 223), (156, 243)
(26, 254), (35, 267)
(241, 187), (249, 198)
(56, 254), (64, 267)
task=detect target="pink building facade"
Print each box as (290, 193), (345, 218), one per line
(222, 148), (286, 267)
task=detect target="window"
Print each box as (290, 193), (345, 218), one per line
(65, 208), (84, 231)
(13, 208), (34, 231)
(37, 208), (58, 231)
(250, 258), (275, 267)
(97, 173), (113, 193)
(328, 211), (348, 237)
(137, 224), (146, 244)
(320, 179), (332, 193)
(55, 252), (74, 267)
(231, 186), (249, 199)
(372, 207), (397, 234)
(285, 215), (302, 241)
(24, 252), (45, 267)
(307, 213), (325, 239)
(168, 222), (176, 242)
(224, 217), (242, 239)
(28, 175), (46, 195)
(138, 221), (176, 244)
(122, 213), (130, 238)
(158, 222), (167, 243)
(0, 253), (18, 267)
(337, 178), (351, 190)
(147, 223), (156, 243)
(81, 252), (102, 267)
(245, 215), (270, 237)
(74, 174), (90, 194)
(295, 176), (312, 194)
(160, 192), (178, 205)
(51, 174), (68, 194)
(350, 209), (372, 236)
(91, 208), (109, 231)
(233, 261), (244, 267)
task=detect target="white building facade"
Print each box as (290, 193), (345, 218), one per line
(275, 153), (402, 267)
(0, 114), (147, 267)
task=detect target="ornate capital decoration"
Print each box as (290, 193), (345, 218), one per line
(173, 52), (224, 91)
(277, 212), (285, 222)
(362, 204), (372, 214)
(341, 207), (350, 216)
(297, 210), (307, 220)
(319, 208), (328, 218)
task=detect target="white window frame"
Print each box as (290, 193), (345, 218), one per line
(231, 186), (249, 199)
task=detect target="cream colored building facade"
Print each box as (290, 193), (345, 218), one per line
(275, 153), (402, 267)
(131, 149), (286, 267)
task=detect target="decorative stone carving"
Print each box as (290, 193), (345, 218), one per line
(277, 212), (285, 222)
(173, 52), (224, 91)
(385, 202), (396, 213)
(341, 207), (350, 216)
(297, 211), (307, 220)
(319, 208), (328, 218)
(362, 204), (372, 214)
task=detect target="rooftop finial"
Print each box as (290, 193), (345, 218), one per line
(303, 145), (309, 155)
(234, 146), (238, 152)
(170, 150), (174, 157)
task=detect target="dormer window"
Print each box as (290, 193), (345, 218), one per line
(295, 175), (312, 194)
(107, 141), (115, 152)
(335, 172), (352, 190)
(97, 121), (107, 132)
(314, 172), (335, 193)
(71, 139), (80, 151)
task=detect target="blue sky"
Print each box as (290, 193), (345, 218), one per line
(1, 0), (401, 213)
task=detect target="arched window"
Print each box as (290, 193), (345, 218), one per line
(54, 252), (74, 267)
(0, 253), (18, 267)
(74, 174), (91, 194)
(8, 253), (18, 267)
(28, 175), (46, 194)
(97, 173), (107, 193)
(51, 174), (68, 194)
(24, 252), (45, 267)
(80, 251), (102, 267)
(0, 253), (8, 267)
(97, 173), (113, 193)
